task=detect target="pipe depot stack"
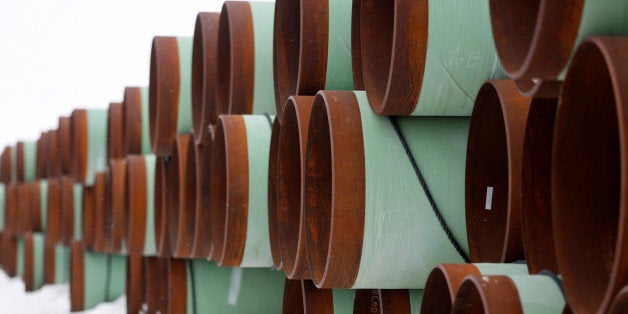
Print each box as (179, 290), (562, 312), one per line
(0, 0), (626, 313)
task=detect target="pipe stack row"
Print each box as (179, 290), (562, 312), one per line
(0, 0), (627, 313)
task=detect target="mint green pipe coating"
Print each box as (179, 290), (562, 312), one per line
(140, 87), (151, 154)
(332, 289), (355, 313)
(82, 250), (109, 310)
(508, 274), (565, 313)
(143, 155), (157, 256)
(191, 260), (284, 313)
(556, 0), (628, 79)
(32, 233), (45, 290)
(325, 0), (354, 90)
(0, 183), (5, 231)
(250, 1), (276, 115)
(86, 109), (108, 186)
(410, 290), (424, 314)
(412, 0), (503, 116)
(39, 180), (48, 232)
(54, 244), (70, 283)
(22, 141), (36, 183)
(177, 37), (194, 135)
(240, 115), (274, 267)
(352, 91), (469, 288)
(473, 263), (529, 276)
(16, 236), (24, 277)
(73, 184), (83, 240)
(106, 254), (127, 302)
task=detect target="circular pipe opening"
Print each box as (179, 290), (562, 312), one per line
(521, 97), (559, 274)
(82, 186), (95, 250)
(167, 134), (193, 258)
(421, 264), (482, 313)
(452, 275), (522, 313)
(107, 103), (124, 161)
(154, 157), (169, 256)
(60, 176), (74, 245)
(282, 279), (305, 312)
(47, 129), (59, 178)
(267, 119), (281, 269)
(126, 156), (147, 255)
(123, 87), (143, 155)
(192, 12), (220, 140)
(359, 0), (427, 115)
(452, 276), (488, 314)
(57, 117), (72, 176)
(30, 182), (42, 232)
(192, 128), (213, 258)
(70, 110), (86, 182)
(553, 38), (623, 313)
(301, 279), (334, 312)
(149, 37), (180, 156)
(187, 139), (205, 258)
(216, 2), (254, 116)
(278, 96), (314, 279)
(465, 81), (528, 263)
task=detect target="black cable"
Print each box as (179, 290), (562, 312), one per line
(188, 260), (197, 314)
(388, 116), (471, 263)
(262, 112), (273, 129)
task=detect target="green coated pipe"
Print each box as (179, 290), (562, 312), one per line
(305, 90), (469, 289)
(123, 87), (151, 155)
(31, 180), (48, 232)
(250, 2), (276, 115)
(73, 183), (83, 241)
(72, 109), (108, 186)
(191, 259), (285, 313)
(54, 244), (70, 283)
(210, 115), (274, 267)
(17, 141), (37, 183)
(16, 236), (24, 278)
(23, 232), (45, 292)
(359, 0), (503, 116)
(126, 154), (157, 256)
(106, 253), (127, 302)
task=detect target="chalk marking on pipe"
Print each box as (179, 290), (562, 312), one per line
(485, 187), (494, 210)
(227, 267), (243, 306)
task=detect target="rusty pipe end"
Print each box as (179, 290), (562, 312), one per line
(421, 264), (482, 313)
(351, 0), (364, 90)
(282, 279), (334, 313)
(126, 254), (145, 314)
(192, 12), (220, 141)
(277, 96), (315, 279)
(359, 0), (427, 115)
(107, 103), (125, 161)
(149, 36), (181, 157)
(465, 80), (530, 263)
(452, 275), (522, 313)
(154, 156), (170, 257)
(69, 240), (85, 312)
(126, 155), (148, 256)
(552, 37), (628, 313)
(209, 115), (248, 266)
(45, 179), (61, 244)
(92, 171), (107, 252)
(217, 2), (254, 116)
(82, 186), (95, 251)
(123, 87), (144, 155)
(166, 134), (194, 258)
(70, 109), (88, 182)
(268, 118), (282, 270)
(189, 137), (211, 259)
(304, 90), (365, 288)
(59, 176), (75, 246)
(273, 0), (327, 119)
(57, 116), (72, 176)
(109, 159), (127, 253)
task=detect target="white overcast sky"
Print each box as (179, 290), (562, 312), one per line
(0, 0), (267, 149)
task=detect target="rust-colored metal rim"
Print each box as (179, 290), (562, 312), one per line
(272, 0), (327, 119)
(71, 109), (88, 183)
(82, 186), (95, 250)
(123, 87), (144, 155)
(23, 233), (35, 291)
(43, 236), (55, 284)
(45, 179), (61, 245)
(30, 181), (43, 232)
(190, 136), (211, 259)
(277, 96), (315, 279)
(421, 264), (482, 313)
(59, 176), (74, 245)
(353, 289), (412, 313)
(268, 118), (282, 269)
(452, 275), (523, 313)
(92, 171), (107, 252)
(16, 142), (26, 183)
(107, 103), (125, 161)
(154, 156), (170, 257)
(210, 115), (249, 266)
(465, 80), (529, 263)
(47, 129), (60, 178)
(57, 116), (72, 175)
(351, 0), (364, 90)
(103, 167), (114, 253)
(149, 36), (181, 156)
(144, 257), (169, 313)
(609, 285), (628, 314)
(109, 159), (127, 253)
(359, 0), (427, 115)
(4, 184), (16, 237)
(1, 233), (17, 277)
(126, 254), (145, 314)
(216, 1), (254, 116)
(283, 279), (333, 313)
(69, 240), (85, 312)
(126, 155), (148, 255)
(166, 257), (188, 313)
(35, 132), (46, 179)
(489, 0), (583, 81)
(192, 12), (220, 140)
(304, 90), (365, 288)
(167, 134), (194, 258)
(0, 146), (13, 184)
(521, 97), (559, 274)
(17, 183), (31, 236)
(552, 37), (628, 313)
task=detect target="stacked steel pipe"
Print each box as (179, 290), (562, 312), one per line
(1, 1), (627, 313)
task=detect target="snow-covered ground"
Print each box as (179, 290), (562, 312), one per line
(0, 271), (125, 314)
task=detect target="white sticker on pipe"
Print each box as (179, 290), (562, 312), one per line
(485, 187), (493, 210)
(228, 268), (243, 306)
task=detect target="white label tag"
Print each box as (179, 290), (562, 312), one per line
(485, 187), (494, 210)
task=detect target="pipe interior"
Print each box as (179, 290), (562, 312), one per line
(421, 267), (455, 313)
(304, 96), (332, 284)
(277, 100), (304, 275)
(184, 138), (197, 252)
(148, 40), (159, 150)
(191, 14), (206, 138)
(489, 0), (540, 75)
(281, 279), (305, 312)
(167, 139), (183, 253)
(210, 118), (228, 262)
(452, 278), (486, 314)
(465, 84), (509, 262)
(273, 0), (301, 113)
(553, 42), (619, 311)
(216, 7), (232, 116)
(154, 157), (166, 253)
